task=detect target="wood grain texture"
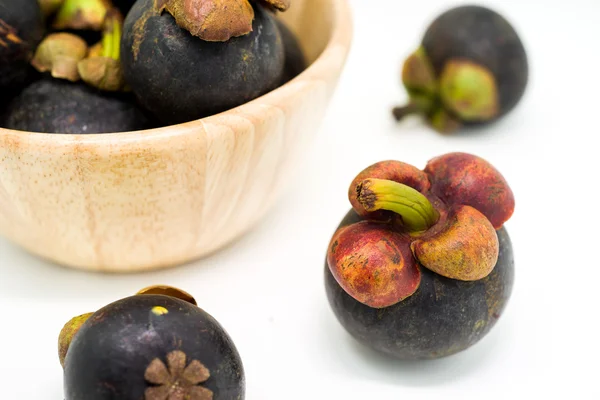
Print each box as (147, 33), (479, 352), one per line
(0, 0), (353, 272)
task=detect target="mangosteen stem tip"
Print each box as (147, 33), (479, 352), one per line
(357, 178), (438, 232)
(392, 102), (422, 122)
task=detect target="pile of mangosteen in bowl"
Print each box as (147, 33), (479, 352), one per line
(0, 0), (352, 272)
(0, 0), (307, 133)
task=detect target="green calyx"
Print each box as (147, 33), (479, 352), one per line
(356, 178), (439, 233)
(439, 59), (499, 121)
(58, 312), (93, 368)
(52, 0), (110, 31)
(393, 46), (499, 133)
(77, 9), (126, 91)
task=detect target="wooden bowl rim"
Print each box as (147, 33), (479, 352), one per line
(0, 0), (353, 144)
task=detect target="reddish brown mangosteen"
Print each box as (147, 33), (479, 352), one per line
(59, 285), (245, 399)
(325, 153), (515, 359)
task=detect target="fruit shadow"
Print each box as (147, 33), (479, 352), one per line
(389, 106), (527, 139)
(319, 307), (510, 388)
(0, 215), (267, 302)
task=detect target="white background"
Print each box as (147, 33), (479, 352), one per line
(1, 0), (599, 398)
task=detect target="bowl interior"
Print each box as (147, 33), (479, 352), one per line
(279, 0), (336, 66)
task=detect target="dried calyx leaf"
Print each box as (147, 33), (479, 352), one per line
(137, 285), (198, 306)
(58, 312), (94, 368)
(53, 0), (112, 31)
(411, 205), (499, 281)
(78, 9), (126, 91)
(78, 57), (124, 91)
(158, 0), (255, 42)
(31, 33), (88, 82)
(87, 41), (103, 57)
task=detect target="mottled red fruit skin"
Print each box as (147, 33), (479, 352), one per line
(327, 221), (421, 308)
(348, 161), (431, 221)
(425, 152), (514, 229)
(412, 205), (499, 281)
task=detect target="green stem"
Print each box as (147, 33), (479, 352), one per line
(392, 92), (434, 122)
(392, 102), (421, 121)
(357, 178), (439, 232)
(102, 9), (122, 60)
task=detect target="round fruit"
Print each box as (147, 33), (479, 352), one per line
(61, 289), (245, 399)
(0, 0), (45, 91)
(393, 5), (529, 133)
(121, 0), (286, 124)
(325, 153), (516, 359)
(325, 209), (514, 359)
(1, 77), (152, 133)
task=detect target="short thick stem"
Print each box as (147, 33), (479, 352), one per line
(392, 92), (434, 122)
(357, 178), (439, 232)
(392, 102), (421, 121)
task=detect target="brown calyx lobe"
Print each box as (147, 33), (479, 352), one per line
(412, 205), (499, 281)
(348, 160), (431, 221)
(333, 153), (515, 307)
(158, 0), (255, 42)
(327, 221), (421, 308)
(58, 312), (94, 367)
(137, 285), (198, 306)
(424, 152), (514, 229)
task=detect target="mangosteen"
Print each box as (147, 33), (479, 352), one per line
(325, 153), (516, 359)
(274, 17), (306, 84)
(1, 77), (152, 133)
(121, 0), (290, 125)
(392, 5), (529, 133)
(59, 286), (245, 400)
(0, 0), (45, 92)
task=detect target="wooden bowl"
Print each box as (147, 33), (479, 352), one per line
(0, 0), (353, 272)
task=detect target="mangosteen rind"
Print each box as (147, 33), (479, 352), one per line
(1, 77), (153, 133)
(0, 0), (45, 91)
(325, 209), (514, 360)
(63, 294), (245, 399)
(122, 0), (285, 124)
